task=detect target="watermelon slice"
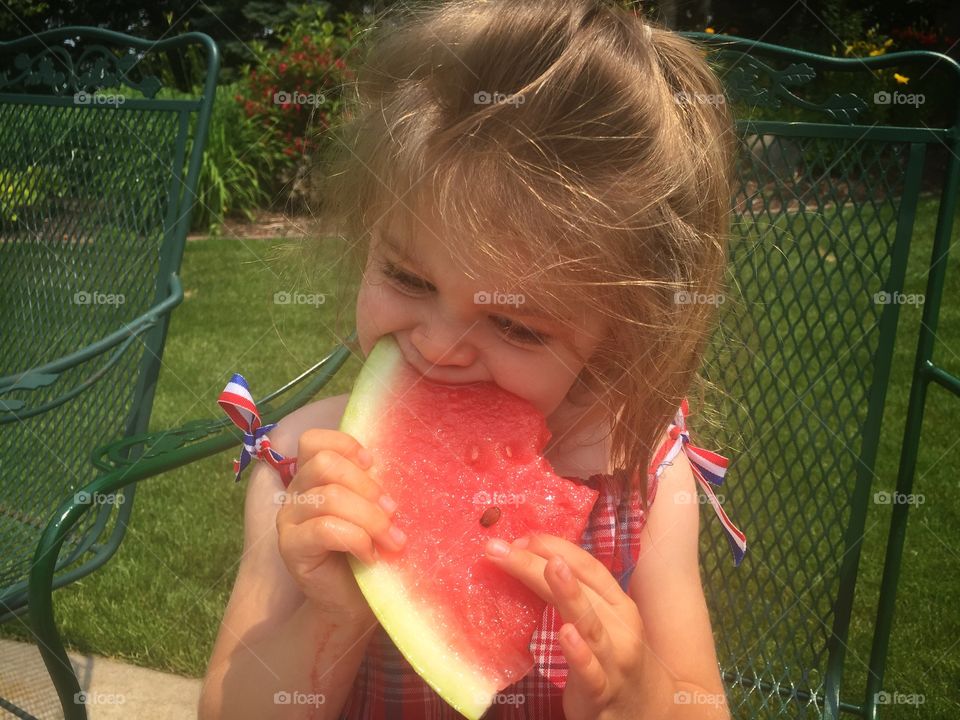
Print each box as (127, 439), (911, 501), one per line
(339, 335), (599, 719)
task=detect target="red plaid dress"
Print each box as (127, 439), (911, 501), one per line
(337, 400), (730, 720)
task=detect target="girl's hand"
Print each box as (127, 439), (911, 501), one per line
(484, 533), (658, 720)
(275, 428), (406, 624)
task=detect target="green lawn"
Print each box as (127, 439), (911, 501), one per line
(2, 195), (958, 718)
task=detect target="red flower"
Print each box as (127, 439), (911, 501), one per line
(279, 62), (288, 74)
(335, 58), (346, 70)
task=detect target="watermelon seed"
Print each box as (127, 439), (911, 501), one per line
(470, 445), (479, 462)
(505, 445), (513, 458)
(480, 506), (501, 527)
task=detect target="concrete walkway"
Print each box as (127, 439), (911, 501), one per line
(0, 638), (201, 719)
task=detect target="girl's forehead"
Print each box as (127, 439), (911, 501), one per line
(373, 214), (530, 283)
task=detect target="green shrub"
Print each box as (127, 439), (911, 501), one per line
(234, 4), (366, 209)
(189, 82), (282, 235)
(0, 165), (65, 224)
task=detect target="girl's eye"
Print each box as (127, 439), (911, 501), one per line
(491, 315), (550, 345)
(380, 259), (548, 345)
(381, 261), (435, 293)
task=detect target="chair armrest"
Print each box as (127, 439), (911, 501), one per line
(922, 360), (960, 398)
(0, 272), (184, 423)
(89, 337), (355, 479)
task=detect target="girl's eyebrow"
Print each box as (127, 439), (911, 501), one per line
(486, 297), (570, 326)
(377, 229), (418, 261)
(378, 230), (569, 325)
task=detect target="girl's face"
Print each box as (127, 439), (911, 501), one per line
(355, 216), (608, 426)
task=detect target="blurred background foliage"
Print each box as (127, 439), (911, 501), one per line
(1, 0), (955, 234)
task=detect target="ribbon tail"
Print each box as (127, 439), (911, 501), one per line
(232, 458), (243, 483)
(691, 464), (747, 567)
(684, 441), (729, 487)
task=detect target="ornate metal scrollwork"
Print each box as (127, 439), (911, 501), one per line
(0, 43), (163, 97)
(713, 52), (869, 124)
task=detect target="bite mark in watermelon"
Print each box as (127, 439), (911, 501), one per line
(340, 335), (599, 719)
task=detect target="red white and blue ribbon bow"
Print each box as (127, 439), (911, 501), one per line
(218, 373), (297, 485)
(671, 398), (747, 566)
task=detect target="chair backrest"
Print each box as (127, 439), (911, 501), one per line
(0, 28), (217, 609)
(679, 33), (960, 719)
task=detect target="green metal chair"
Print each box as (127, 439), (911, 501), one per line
(678, 34), (960, 719)
(0, 26), (219, 719)
(3, 29), (958, 720)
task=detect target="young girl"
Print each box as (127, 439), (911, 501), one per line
(200, 1), (745, 718)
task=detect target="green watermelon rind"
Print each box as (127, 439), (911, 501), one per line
(340, 335), (496, 720)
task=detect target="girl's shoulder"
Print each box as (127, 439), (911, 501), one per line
(270, 392), (351, 453)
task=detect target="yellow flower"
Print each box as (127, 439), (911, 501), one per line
(705, 27), (715, 34)
(884, 38), (894, 47)
(869, 49), (884, 56)
(894, 73), (909, 84)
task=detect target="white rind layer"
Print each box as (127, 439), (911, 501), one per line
(340, 335), (496, 720)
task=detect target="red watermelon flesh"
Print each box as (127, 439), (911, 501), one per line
(340, 335), (599, 719)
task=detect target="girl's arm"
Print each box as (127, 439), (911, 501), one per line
(627, 446), (731, 719)
(199, 395), (376, 719)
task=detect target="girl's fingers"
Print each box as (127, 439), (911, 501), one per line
(287, 447), (393, 515)
(282, 483), (406, 553)
(298, 428), (374, 469)
(281, 514), (379, 566)
(544, 554), (617, 670)
(485, 540), (616, 668)
(297, 428), (372, 473)
(558, 623), (609, 704)
(518, 533), (627, 608)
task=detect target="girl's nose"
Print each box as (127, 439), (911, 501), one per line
(410, 322), (478, 368)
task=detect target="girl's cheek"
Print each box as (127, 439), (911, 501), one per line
(356, 278), (385, 356)
(495, 362), (578, 418)
(356, 278), (412, 356)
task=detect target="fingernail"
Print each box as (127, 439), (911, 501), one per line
(379, 494), (397, 514)
(486, 538), (511, 557)
(388, 524), (407, 545)
(555, 556), (572, 582)
(513, 536), (530, 549)
(358, 448), (373, 468)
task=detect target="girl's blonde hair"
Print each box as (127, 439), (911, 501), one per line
(303, 0), (737, 507)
